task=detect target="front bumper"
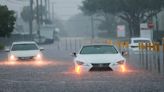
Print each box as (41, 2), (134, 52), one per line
(75, 63), (124, 72)
(17, 56), (35, 61)
(8, 56), (42, 62)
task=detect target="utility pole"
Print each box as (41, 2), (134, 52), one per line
(44, 0), (47, 20)
(91, 15), (95, 39)
(51, 2), (55, 23)
(40, 0), (43, 25)
(47, 0), (51, 21)
(155, 14), (159, 41)
(36, 0), (41, 43)
(29, 0), (33, 40)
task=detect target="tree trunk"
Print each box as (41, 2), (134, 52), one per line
(132, 22), (140, 37)
(129, 16), (140, 37)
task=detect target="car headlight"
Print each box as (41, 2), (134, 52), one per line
(35, 53), (42, 60)
(76, 61), (85, 65)
(9, 54), (17, 61)
(117, 60), (125, 65)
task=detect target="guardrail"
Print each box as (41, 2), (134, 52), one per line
(106, 40), (129, 52)
(106, 39), (164, 75)
(137, 42), (164, 75)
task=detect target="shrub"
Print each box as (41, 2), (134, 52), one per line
(0, 43), (4, 50)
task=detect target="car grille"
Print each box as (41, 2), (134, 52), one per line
(92, 63), (110, 67)
(90, 63), (113, 71)
(17, 56), (34, 61)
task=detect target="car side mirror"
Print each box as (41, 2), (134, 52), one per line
(72, 52), (77, 57)
(122, 51), (128, 56)
(5, 48), (10, 52)
(40, 47), (44, 51)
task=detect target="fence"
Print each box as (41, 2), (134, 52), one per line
(138, 42), (164, 75)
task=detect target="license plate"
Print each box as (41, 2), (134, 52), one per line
(21, 57), (27, 59)
(98, 64), (104, 67)
(20, 57), (30, 60)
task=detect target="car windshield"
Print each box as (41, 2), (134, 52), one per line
(134, 40), (150, 43)
(80, 45), (118, 54)
(11, 44), (38, 51)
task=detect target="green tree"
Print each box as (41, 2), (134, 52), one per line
(21, 6), (31, 23)
(33, 5), (47, 24)
(81, 0), (164, 37)
(96, 14), (117, 38)
(21, 5), (51, 24)
(0, 5), (16, 37)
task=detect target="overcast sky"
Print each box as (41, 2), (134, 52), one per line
(53, 0), (82, 20)
(0, 0), (83, 20)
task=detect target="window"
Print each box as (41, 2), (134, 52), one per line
(134, 40), (150, 43)
(11, 44), (38, 51)
(80, 45), (118, 54)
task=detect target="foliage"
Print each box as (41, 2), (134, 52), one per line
(21, 6), (32, 23)
(0, 5), (16, 37)
(33, 5), (47, 18)
(97, 14), (117, 37)
(0, 43), (4, 50)
(21, 5), (50, 24)
(81, 0), (164, 37)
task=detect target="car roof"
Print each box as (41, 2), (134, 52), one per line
(82, 44), (115, 47)
(12, 41), (37, 45)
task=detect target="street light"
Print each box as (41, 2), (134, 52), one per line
(91, 15), (95, 39)
(155, 14), (159, 42)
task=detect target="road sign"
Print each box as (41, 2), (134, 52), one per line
(140, 23), (152, 39)
(117, 25), (126, 37)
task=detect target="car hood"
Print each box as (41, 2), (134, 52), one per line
(75, 54), (125, 64)
(10, 50), (40, 57)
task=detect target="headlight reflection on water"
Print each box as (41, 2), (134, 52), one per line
(119, 65), (138, 73)
(75, 66), (81, 74)
(121, 65), (126, 73)
(6, 61), (17, 65)
(0, 60), (56, 67)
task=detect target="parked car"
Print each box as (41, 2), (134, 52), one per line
(129, 37), (152, 53)
(72, 44), (127, 73)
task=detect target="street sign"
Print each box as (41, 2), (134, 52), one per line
(117, 25), (126, 37)
(148, 21), (154, 29)
(140, 23), (152, 39)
